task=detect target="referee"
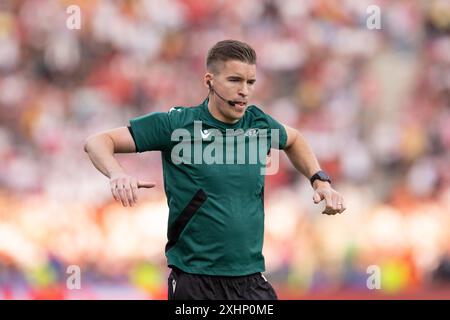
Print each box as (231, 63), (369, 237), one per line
(84, 40), (346, 300)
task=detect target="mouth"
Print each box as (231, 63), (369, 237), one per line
(233, 101), (247, 108)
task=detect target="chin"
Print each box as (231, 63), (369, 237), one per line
(230, 110), (245, 120)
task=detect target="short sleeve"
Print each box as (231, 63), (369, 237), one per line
(265, 113), (287, 150)
(129, 112), (172, 152)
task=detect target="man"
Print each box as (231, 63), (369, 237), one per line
(84, 40), (346, 300)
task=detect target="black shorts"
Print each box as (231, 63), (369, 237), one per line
(168, 267), (278, 300)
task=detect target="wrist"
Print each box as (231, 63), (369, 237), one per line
(108, 169), (126, 178)
(309, 170), (332, 188)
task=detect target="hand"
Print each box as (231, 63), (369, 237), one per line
(312, 181), (346, 215)
(109, 172), (155, 207)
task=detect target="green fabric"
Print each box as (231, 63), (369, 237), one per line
(130, 99), (287, 276)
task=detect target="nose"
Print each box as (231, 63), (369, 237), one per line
(238, 83), (249, 97)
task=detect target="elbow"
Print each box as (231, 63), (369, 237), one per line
(84, 136), (93, 153)
(84, 133), (114, 153)
(84, 134), (102, 153)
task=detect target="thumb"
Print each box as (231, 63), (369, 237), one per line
(137, 181), (156, 188)
(313, 192), (322, 204)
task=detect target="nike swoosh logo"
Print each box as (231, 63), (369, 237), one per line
(169, 107), (182, 113)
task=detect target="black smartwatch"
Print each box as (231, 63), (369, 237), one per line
(309, 170), (332, 186)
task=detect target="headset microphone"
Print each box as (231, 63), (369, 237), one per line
(207, 81), (236, 107)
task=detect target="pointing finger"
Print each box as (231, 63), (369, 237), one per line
(138, 181), (156, 188)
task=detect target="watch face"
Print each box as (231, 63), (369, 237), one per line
(318, 172), (330, 180)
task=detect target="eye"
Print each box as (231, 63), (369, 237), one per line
(229, 79), (240, 82)
(248, 81), (256, 85)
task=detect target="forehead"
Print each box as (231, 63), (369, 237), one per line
(219, 60), (256, 78)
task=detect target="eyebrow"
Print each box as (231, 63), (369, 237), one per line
(226, 75), (256, 81)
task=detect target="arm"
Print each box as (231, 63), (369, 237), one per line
(282, 124), (346, 215)
(84, 127), (155, 207)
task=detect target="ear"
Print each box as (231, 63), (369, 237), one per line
(204, 73), (213, 89)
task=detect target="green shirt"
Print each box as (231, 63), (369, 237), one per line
(129, 99), (287, 276)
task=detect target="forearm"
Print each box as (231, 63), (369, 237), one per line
(84, 134), (126, 178)
(284, 131), (322, 180)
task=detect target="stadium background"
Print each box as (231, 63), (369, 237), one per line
(0, 0), (449, 299)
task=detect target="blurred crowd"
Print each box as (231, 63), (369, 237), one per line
(0, 0), (449, 299)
